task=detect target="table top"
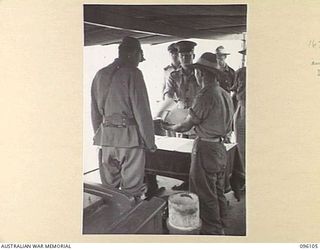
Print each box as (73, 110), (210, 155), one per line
(155, 135), (236, 153)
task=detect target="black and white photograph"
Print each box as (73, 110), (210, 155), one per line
(82, 4), (247, 235)
(3, 0), (320, 246)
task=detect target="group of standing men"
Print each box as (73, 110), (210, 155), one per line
(90, 36), (246, 235)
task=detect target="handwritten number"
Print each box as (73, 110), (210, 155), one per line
(308, 40), (320, 49)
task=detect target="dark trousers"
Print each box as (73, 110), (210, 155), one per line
(234, 102), (245, 170)
(189, 139), (228, 235)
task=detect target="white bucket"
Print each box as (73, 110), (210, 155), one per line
(167, 192), (201, 234)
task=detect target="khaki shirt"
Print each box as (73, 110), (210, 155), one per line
(91, 58), (155, 149)
(231, 67), (246, 104)
(163, 68), (200, 109)
(189, 83), (234, 138)
(163, 64), (179, 99)
(217, 64), (235, 93)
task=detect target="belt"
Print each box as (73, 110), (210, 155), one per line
(199, 137), (223, 143)
(103, 115), (136, 128)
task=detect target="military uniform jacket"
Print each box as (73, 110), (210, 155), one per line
(217, 64), (235, 93)
(163, 68), (200, 109)
(91, 58), (155, 149)
(231, 67), (246, 104)
(189, 83), (234, 139)
(162, 64), (179, 98)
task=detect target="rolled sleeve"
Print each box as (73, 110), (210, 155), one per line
(188, 94), (211, 125)
(163, 74), (176, 99)
(189, 108), (201, 125)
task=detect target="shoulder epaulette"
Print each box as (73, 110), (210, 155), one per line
(163, 65), (171, 71)
(170, 68), (181, 76)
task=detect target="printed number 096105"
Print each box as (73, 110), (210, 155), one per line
(300, 244), (318, 248)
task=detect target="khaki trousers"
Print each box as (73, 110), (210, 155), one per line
(189, 139), (228, 235)
(99, 147), (146, 197)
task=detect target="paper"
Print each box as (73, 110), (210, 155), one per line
(155, 99), (189, 125)
(155, 136), (237, 153)
(163, 106), (189, 125)
(155, 136), (193, 152)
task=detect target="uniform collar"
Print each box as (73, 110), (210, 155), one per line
(221, 64), (231, 72)
(171, 63), (180, 70)
(180, 67), (195, 77)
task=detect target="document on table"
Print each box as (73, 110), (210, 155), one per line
(155, 136), (193, 152)
(155, 136), (236, 153)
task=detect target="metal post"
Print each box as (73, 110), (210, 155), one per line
(242, 32), (246, 68)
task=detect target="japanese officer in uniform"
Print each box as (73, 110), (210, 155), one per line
(91, 36), (157, 201)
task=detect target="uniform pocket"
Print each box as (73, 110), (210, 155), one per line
(198, 141), (227, 174)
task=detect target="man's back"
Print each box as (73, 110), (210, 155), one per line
(190, 84), (234, 138)
(90, 36), (155, 199)
(91, 59), (155, 149)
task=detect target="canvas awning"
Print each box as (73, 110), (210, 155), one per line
(84, 5), (247, 46)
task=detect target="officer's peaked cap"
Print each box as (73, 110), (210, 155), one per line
(167, 43), (178, 53)
(119, 36), (142, 51)
(119, 36), (145, 62)
(175, 41), (197, 53)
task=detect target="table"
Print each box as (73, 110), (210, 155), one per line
(145, 136), (245, 195)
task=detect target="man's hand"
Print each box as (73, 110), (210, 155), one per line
(148, 144), (157, 153)
(154, 98), (175, 118)
(161, 114), (195, 133)
(161, 121), (176, 131)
